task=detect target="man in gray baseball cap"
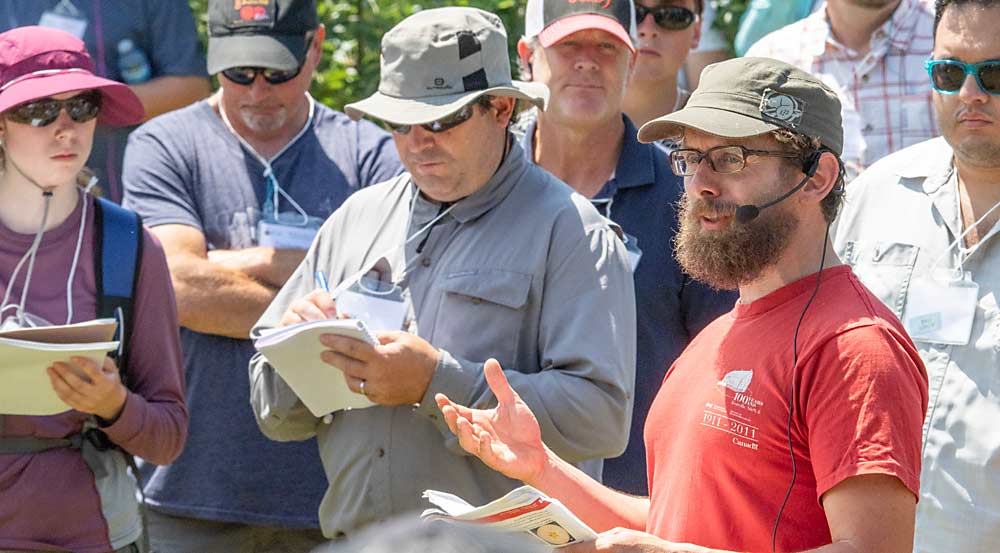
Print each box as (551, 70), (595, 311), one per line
(435, 56), (928, 553)
(250, 6), (636, 538)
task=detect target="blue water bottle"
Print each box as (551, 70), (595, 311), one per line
(116, 38), (151, 84)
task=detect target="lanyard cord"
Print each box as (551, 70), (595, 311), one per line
(0, 191), (53, 326)
(0, 153), (93, 326)
(65, 184), (95, 323)
(218, 91), (315, 224)
(929, 196), (1000, 272)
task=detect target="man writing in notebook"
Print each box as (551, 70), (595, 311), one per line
(121, 0), (401, 549)
(249, 7), (636, 539)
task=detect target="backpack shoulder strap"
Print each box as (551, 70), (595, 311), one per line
(93, 197), (143, 383)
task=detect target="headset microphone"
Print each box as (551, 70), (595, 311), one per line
(734, 153), (822, 224)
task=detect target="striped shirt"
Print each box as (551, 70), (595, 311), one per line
(746, 0), (938, 180)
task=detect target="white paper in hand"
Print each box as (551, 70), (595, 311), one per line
(254, 319), (379, 416)
(422, 485), (598, 548)
(0, 337), (118, 416)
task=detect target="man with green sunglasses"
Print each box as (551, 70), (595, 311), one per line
(834, 1), (1000, 551)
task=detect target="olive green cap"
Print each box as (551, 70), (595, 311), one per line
(637, 57), (844, 156)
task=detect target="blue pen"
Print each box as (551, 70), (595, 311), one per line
(314, 270), (330, 293)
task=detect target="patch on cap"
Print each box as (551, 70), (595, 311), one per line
(759, 89), (805, 129)
(225, 0), (277, 28)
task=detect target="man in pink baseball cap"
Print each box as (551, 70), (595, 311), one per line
(513, 0), (738, 498)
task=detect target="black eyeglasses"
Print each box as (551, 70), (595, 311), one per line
(635, 4), (697, 31)
(221, 64), (303, 86)
(5, 90), (102, 127)
(669, 145), (799, 176)
(925, 59), (1000, 96)
(384, 99), (482, 135)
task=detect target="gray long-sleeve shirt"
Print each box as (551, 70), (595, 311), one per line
(249, 140), (636, 537)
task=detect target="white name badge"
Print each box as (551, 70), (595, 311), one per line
(335, 288), (407, 332)
(38, 11), (88, 39)
(902, 270), (979, 346)
(256, 220), (318, 250)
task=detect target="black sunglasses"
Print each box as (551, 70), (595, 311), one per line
(6, 90), (102, 127)
(221, 65), (303, 86)
(635, 4), (697, 31)
(384, 99), (483, 135)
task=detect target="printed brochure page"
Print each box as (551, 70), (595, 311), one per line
(422, 485), (597, 548)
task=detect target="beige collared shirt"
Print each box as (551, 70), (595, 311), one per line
(833, 137), (1000, 553)
(249, 140), (637, 537)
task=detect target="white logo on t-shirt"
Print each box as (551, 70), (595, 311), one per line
(718, 370), (753, 393)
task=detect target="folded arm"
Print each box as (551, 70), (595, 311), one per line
(150, 224), (301, 339)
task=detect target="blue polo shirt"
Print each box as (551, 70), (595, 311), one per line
(517, 115), (737, 495)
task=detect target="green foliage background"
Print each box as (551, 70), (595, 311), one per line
(187, 0), (745, 110)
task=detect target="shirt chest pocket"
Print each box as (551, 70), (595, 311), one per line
(434, 269), (533, 366)
(842, 240), (920, 318)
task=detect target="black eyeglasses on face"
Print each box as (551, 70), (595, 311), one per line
(5, 90), (103, 127)
(668, 145), (799, 176)
(635, 4), (697, 31)
(384, 98), (485, 135)
(221, 64), (304, 86)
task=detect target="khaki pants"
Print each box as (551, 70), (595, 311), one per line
(146, 509), (328, 553)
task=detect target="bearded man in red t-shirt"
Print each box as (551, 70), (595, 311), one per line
(435, 56), (929, 553)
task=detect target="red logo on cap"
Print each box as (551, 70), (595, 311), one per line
(568, 0), (613, 8)
(233, 0), (271, 20)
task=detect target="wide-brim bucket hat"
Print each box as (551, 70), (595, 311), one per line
(345, 7), (548, 126)
(0, 26), (144, 127)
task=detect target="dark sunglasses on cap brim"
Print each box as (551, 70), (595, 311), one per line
(635, 4), (697, 31)
(5, 90), (103, 127)
(925, 58), (1000, 96)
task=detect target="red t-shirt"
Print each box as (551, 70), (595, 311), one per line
(645, 266), (927, 552)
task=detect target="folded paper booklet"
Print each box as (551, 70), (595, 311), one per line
(422, 485), (597, 548)
(254, 319), (380, 417)
(0, 318), (119, 416)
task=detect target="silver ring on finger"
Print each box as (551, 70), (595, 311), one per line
(359, 379), (368, 396)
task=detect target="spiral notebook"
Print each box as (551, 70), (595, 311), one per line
(254, 319), (379, 416)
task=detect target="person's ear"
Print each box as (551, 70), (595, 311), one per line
(801, 151), (841, 202)
(517, 39), (534, 80)
(493, 97), (517, 127)
(690, 11), (702, 49)
(309, 25), (326, 66)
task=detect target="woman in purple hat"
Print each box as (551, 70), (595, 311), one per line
(0, 27), (187, 553)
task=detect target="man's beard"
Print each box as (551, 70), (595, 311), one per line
(674, 193), (798, 290)
(238, 105), (288, 134)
